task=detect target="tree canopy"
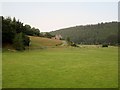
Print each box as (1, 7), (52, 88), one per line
(2, 16), (40, 50)
(50, 22), (119, 45)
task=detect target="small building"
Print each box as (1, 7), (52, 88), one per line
(52, 34), (62, 40)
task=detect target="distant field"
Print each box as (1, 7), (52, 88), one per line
(2, 46), (118, 88)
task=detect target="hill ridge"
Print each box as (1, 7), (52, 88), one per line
(50, 21), (118, 45)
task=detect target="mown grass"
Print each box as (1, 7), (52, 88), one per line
(2, 46), (118, 88)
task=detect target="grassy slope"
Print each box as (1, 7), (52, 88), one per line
(2, 36), (118, 88)
(29, 36), (62, 49)
(2, 36), (62, 51)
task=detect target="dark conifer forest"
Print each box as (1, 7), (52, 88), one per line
(2, 16), (40, 50)
(50, 22), (119, 45)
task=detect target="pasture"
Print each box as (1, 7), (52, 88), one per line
(29, 36), (62, 49)
(2, 46), (118, 88)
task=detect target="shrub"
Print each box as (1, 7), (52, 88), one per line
(102, 44), (108, 47)
(23, 35), (30, 46)
(71, 43), (77, 47)
(13, 33), (25, 51)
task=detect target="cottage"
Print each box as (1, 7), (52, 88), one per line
(52, 34), (62, 40)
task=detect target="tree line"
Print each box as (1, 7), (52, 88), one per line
(2, 16), (54, 51)
(50, 22), (119, 45)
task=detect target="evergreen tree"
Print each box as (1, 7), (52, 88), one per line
(2, 16), (40, 50)
(13, 33), (25, 51)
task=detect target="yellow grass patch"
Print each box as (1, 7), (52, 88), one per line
(29, 36), (62, 48)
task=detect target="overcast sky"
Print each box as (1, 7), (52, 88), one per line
(1, 1), (118, 32)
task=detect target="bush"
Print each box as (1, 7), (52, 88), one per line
(71, 43), (77, 47)
(102, 44), (108, 47)
(23, 35), (30, 46)
(13, 33), (25, 51)
(13, 33), (30, 51)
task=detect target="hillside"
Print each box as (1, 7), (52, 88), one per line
(3, 36), (62, 51)
(50, 22), (118, 45)
(29, 36), (62, 49)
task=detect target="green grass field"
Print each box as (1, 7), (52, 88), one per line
(2, 46), (118, 88)
(2, 36), (118, 88)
